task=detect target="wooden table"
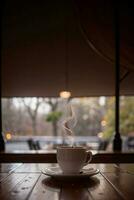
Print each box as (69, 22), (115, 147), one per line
(0, 163), (134, 200)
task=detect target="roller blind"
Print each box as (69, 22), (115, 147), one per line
(2, 0), (134, 97)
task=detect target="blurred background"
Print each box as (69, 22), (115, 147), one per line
(2, 96), (134, 152)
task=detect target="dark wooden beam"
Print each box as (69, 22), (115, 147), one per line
(0, 151), (134, 163)
(113, 0), (122, 151)
(0, 0), (5, 151)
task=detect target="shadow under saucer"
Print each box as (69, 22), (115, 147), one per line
(42, 176), (100, 200)
(42, 176), (100, 191)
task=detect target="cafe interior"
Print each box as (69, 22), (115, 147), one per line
(0, 0), (134, 199)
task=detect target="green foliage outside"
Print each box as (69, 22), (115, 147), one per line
(46, 111), (62, 122)
(103, 97), (134, 138)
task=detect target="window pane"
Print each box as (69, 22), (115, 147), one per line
(2, 96), (134, 151)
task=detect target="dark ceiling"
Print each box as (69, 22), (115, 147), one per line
(1, 0), (134, 97)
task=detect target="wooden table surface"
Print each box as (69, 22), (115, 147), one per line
(0, 163), (134, 200)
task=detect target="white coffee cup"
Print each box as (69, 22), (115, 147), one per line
(57, 146), (92, 174)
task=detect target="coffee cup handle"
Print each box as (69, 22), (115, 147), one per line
(84, 150), (92, 166)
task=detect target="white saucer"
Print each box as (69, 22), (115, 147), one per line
(42, 166), (99, 179)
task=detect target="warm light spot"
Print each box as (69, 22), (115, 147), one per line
(60, 91), (71, 98)
(6, 133), (12, 140)
(98, 132), (103, 138)
(101, 120), (107, 126)
(83, 114), (88, 120)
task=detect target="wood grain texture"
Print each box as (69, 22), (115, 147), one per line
(0, 174), (40, 200)
(0, 163), (133, 200)
(0, 173), (8, 182)
(0, 173), (27, 199)
(88, 174), (123, 200)
(0, 163), (22, 173)
(28, 174), (60, 200)
(14, 163), (41, 173)
(102, 172), (134, 200)
(115, 164), (134, 174)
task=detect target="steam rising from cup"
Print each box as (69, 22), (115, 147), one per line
(62, 105), (77, 146)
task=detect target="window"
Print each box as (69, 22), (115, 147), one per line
(2, 96), (134, 151)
